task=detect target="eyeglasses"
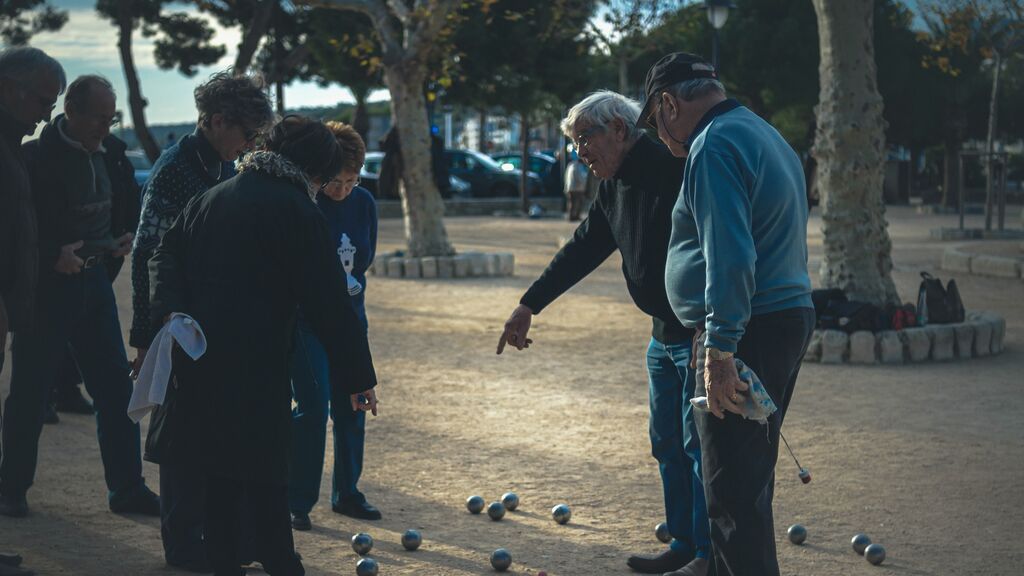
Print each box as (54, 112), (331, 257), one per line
(318, 176), (360, 194)
(572, 125), (604, 150)
(645, 101), (663, 130)
(82, 112), (119, 128)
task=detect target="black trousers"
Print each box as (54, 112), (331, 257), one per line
(696, 307), (815, 576)
(160, 459), (207, 566)
(205, 474), (303, 576)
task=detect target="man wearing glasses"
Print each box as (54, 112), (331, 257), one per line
(3, 72), (157, 521)
(497, 90), (711, 576)
(129, 70), (274, 573)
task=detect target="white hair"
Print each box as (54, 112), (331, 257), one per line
(560, 90), (644, 141)
(667, 78), (726, 102)
(0, 46), (66, 91)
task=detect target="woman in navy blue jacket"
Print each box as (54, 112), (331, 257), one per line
(288, 121), (380, 530)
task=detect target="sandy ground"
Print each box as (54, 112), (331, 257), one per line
(2, 206), (1023, 576)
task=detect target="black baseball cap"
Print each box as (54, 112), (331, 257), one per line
(637, 52), (718, 128)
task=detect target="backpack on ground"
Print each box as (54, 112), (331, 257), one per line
(916, 272), (965, 325)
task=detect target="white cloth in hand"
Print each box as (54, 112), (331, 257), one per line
(127, 313), (207, 423)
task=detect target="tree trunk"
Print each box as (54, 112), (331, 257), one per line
(116, 5), (159, 163)
(275, 81), (285, 115)
(618, 54), (628, 95)
(811, 0), (899, 306)
(351, 88), (370, 144)
(984, 50), (1000, 231)
(941, 138), (960, 208)
(478, 109), (487, 152)
(520, 113), (530, 214)
(384, 62), (453, 257)
(234, 0), (276, 74)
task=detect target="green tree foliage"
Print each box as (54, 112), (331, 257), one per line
(0, 0), (67, 45)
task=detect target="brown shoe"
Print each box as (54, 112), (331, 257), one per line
(663, 557), (709, 576)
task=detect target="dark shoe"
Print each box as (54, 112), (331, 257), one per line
(167, 557), (213, 574)
(109, 484), (160, 516)
(0, 494), (28, 518)
(0, 553), (22, 567)
(332, 499), (382, 520)
(291, 512), (312, 531)
(664, 557), (709, 576)
(42, 404), (59, 425)
(627, 548), (692, 574)
(54, 388), (94, 414)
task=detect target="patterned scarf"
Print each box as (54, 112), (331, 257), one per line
(237, 150), (314, 199)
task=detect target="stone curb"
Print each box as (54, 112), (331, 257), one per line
(941, 245), (1024, 280)
(802, 311), (1007, 364)
(369, 251), (514, 279)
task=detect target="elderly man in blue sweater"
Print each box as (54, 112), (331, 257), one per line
(640, 52), (815, 576)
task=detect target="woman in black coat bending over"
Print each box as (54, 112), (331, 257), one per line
(148, 116), (378, 576)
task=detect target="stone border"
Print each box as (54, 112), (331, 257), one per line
(368, 251), (514, 279)
(803, 311), (1006, 365)
(942, 245), (1023, 280)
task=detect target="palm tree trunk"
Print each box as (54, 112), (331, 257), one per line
(384, 61), (453, 257)
(116, 4), (159, 163)
(811, 0), (899, 305)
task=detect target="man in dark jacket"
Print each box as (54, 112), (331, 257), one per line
(497, 90), (709, 576)
(149, 117), (379, 575)
(0, 74), (157, 519)
(0, 44), (66, 576)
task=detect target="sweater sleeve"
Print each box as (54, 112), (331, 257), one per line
(519, 191), (617, 314)
(147, 208), (189, 331)
(130, 169), (181, 348)
(691, 150), (755, 353)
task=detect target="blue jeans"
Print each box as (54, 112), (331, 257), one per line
(287, 322), (366, 515)
(0, 266), (144, 501)
(646, 337), (710, 557)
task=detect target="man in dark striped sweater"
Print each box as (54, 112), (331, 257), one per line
(497, 90), (709, 576)
(130, 70), (273, 573)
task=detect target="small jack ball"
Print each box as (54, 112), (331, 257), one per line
(655, 522), (672, 544)
(864, 544), (886, 566)
(487, 501), (506, 521)
(466, 495), (485, 514)
(401, 529), (422, 551)
(798, 468), (811, 484)
(355, 557), (378, 576)
(787, 524), (807, 545)
(851, 533), (872, 555)
(351, 532), (373, 555)
(490, 548), (512, 571)
(501, 492), (519, 511)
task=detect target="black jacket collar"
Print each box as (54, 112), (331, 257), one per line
(615, 133), (673, 185)
(184, 128), (226, 182)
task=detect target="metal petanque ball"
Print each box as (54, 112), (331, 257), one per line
(551, 504), (572, 525)
(487, 501), (506, 521)
(490, 548), (512, 571)
(351, 532), (374, 555)
(864, 544), (886, 566)
(467, 495), (485, 514)
(355, 557), (379, 576)
(655, 522), (672, 544)
(851, 533), (872, 555)
(401, 529), (422, 551)
(501, 492), (520, 511)
(787, 524), (807, 545)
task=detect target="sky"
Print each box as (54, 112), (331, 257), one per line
(27, 0), (385, 126)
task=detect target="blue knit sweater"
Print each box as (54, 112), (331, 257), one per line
(665, 103), (813, 353)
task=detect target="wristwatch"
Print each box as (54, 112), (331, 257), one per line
(705, 346), (734, 361)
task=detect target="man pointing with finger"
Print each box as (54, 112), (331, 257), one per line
(497, 90), (710, 576)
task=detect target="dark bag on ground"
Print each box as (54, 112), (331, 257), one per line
(916, 272), (965, 325)
(818, 300), (886, 333)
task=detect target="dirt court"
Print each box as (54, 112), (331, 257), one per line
(1, 207), (1022, 575)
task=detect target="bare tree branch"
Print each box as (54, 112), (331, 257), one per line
(387, 0), (412, 24)
(298, 0), (402, 58)
(406, 0), (458, 59)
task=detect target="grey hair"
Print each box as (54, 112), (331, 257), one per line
(0, 46), (66, 92)
(194, 70), (275, 131)
(65, 75), (114, 111)
(667, 78), (726, 102)
(560, 90), (644, 141)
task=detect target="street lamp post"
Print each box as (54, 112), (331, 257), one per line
(705, 0), (734, 69)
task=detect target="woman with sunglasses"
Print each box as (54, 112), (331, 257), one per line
(287, 121), (381, 531)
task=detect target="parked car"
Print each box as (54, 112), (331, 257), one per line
(126, 150), (152, 189)
(446, 149), (543, 198)
(491, 152), (561, 197)
(360, 151), (471, 199)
